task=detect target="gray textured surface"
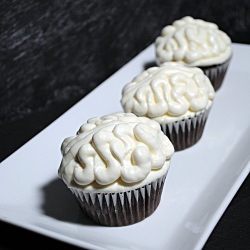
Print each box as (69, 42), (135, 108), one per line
(1, 0), (250, 249)
(1, 0), (250, 127)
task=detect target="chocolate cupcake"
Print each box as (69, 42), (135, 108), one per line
(58, 112), (174, 226)
(120, 62), (215, 151)
(155, 16), (232, 91)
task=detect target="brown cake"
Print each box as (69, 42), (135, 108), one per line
(155, 16), (232, 91)
(58, 112), (174, 226)
(120, 62), (215, 151)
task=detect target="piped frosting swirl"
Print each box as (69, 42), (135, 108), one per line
(121, 62), (214, 123)
(155, 16), (232, 66)
(58, 113), (174, 191)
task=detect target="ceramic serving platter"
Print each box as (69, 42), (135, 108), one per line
(0, 43), (249, 250)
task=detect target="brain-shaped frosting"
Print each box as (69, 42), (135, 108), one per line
(121, 63), (214, 120)
(155, 16), (232, 66)
(58, 113), (174, 186)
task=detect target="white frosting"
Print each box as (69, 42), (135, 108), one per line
(58, 113), (174, 192)
(155, 16), (232, 66)
(121, 62), (215, 123)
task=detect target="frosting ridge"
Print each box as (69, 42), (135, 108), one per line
(121, 63), (215, 123)
(155, 16), (232, 66)
(58, 113), (174, 190)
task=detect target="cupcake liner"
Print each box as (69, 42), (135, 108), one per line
(199, 56), (232, 91)
(70, 173), (167, 226)
(160, 108), (211, 151)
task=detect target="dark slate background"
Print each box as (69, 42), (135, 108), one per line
(0, 0), (249, 249)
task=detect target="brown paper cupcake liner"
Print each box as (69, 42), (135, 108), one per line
(199, 56), (232, 91)
(160, 108), (211, 151)
(70, 173), (167, 226)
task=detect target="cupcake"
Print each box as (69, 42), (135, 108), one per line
(58, 112), (174, 226)
(155, 16), (232, 91)
(120, 62), (215, 151)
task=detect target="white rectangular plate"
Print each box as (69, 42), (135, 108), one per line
(1, 43), (250, 250)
